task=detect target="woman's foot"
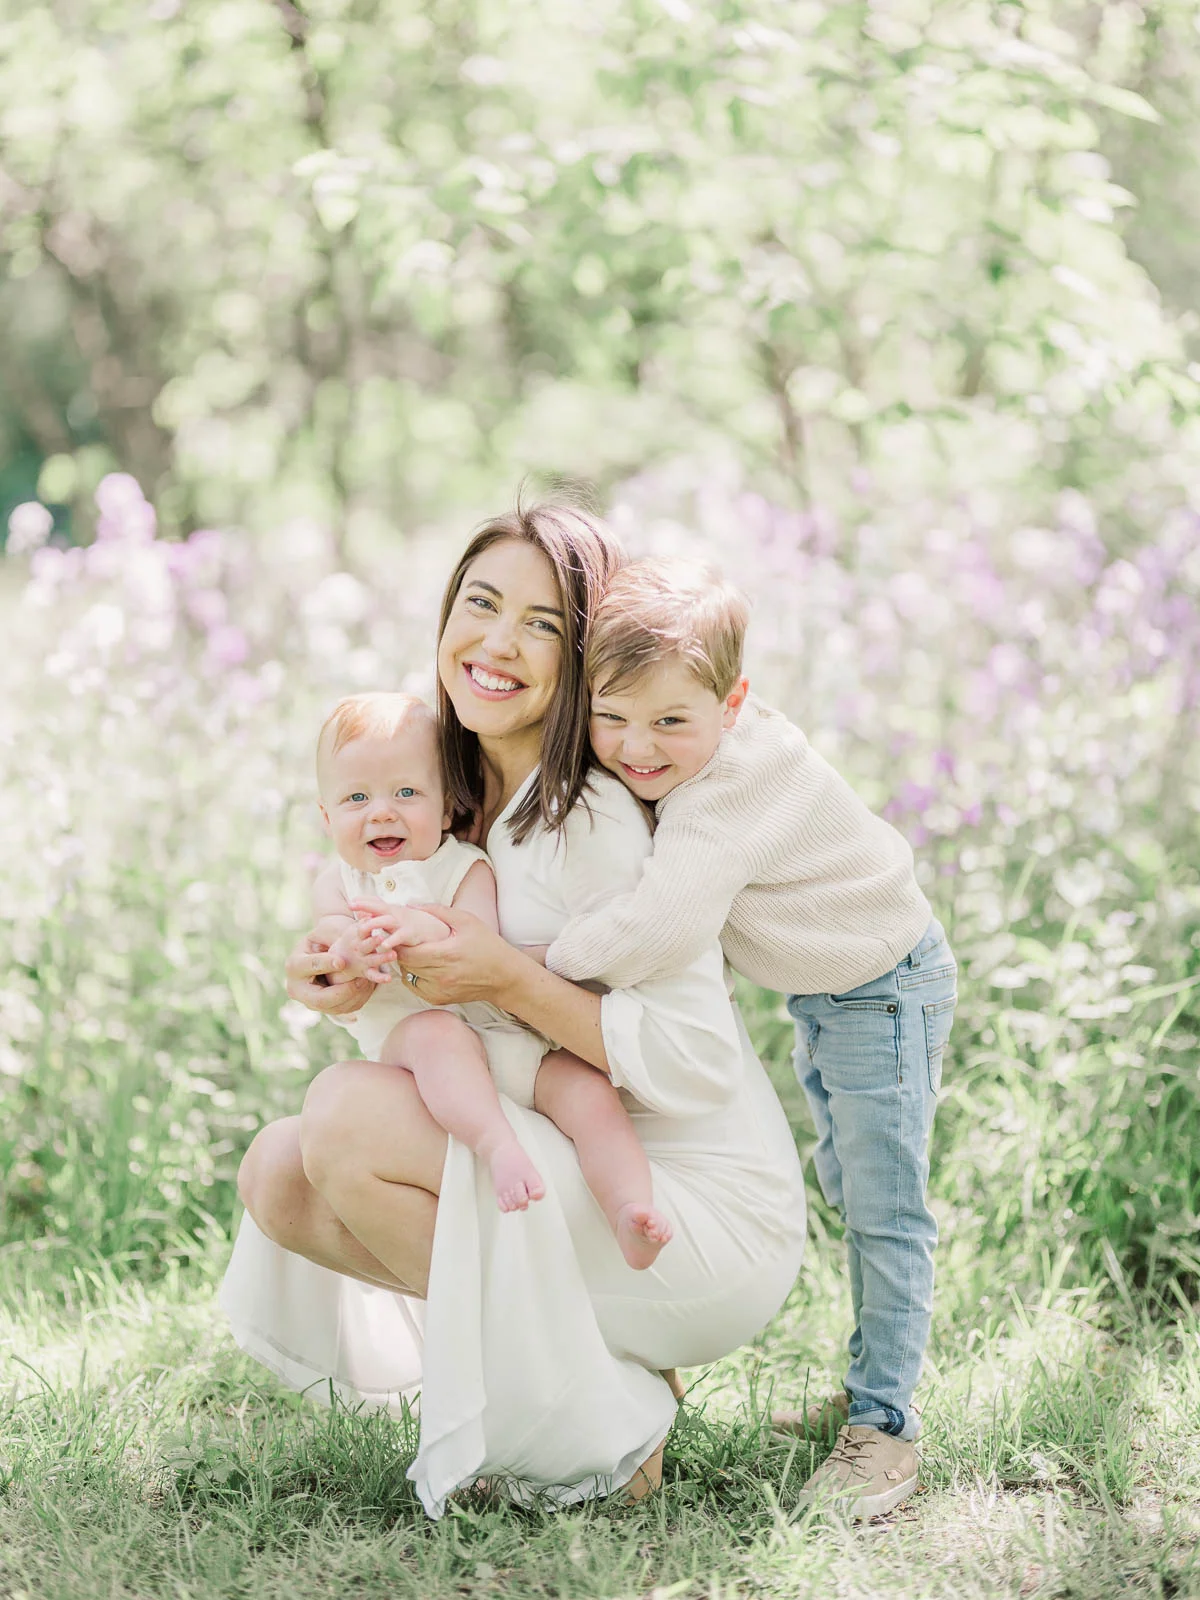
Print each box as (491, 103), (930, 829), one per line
(622, 1440), (664, 1503)
(615, 1202), (672, 1270)
(486, 1138), (546, 1212)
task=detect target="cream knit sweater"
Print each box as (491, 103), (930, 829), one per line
(546, 693), (933, 996)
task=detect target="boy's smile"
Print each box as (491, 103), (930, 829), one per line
(590, 657), (749, 804)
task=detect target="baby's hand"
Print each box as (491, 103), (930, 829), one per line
(325, 927), (375, 985)
(349, 901), (452, 961)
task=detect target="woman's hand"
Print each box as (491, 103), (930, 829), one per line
(286, 932), (376, 1014)
(397, 904), (524, 1008)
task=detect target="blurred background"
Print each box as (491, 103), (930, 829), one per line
(2, 0), (1199, 1334)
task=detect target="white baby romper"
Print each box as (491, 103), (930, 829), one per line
(334, 833), (547, 1108)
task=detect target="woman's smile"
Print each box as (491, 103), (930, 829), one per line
(463, 661), (528, 698)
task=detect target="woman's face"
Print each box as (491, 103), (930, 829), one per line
(437, 539), (566, 744)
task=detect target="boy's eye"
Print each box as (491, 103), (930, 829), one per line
(657, 717), (682, 728)
(398, 787), (416, 798)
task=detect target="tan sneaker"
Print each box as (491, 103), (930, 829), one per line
(799, 1424), (918, 1519)
(771, 1388), (851, 1439)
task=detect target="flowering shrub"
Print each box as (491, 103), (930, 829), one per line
(2, 471), (1198, 1301)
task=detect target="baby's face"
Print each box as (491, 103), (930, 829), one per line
(319, 728), (451, 873)
(589, 656), (747, 805)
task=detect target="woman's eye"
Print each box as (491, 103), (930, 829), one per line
(466, 595), (494, 612)
(398, 787), (416, 798)
(530, 618), (559, 635)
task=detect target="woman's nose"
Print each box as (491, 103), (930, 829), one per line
(485, 615), (520, 658)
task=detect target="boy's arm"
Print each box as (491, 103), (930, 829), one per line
(545, 821), (749, 988)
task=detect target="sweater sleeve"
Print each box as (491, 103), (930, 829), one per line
(555, 780), (742, 1116)
(546, 814), (751, 988)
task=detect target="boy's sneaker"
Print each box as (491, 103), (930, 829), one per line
(771, 1389), (851, 1439)
(798, 1424), (918, 1519)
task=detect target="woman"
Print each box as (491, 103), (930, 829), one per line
(221, 501), (806, 1515)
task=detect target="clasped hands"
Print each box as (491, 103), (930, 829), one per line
(286, 901), (521, 1014)
(327, 898), (452, 985)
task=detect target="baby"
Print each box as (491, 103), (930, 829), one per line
(310, 691), (673, 1268)
(543, 559), (957, 1519)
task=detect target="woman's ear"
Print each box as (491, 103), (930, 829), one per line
(721, 676), (750, 729)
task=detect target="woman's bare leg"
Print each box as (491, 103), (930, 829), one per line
(534, 1050), (673, 1271)
(237, 1115), (413, 1291)
(381, 1011), (544, 1212)
(299, 1058), (450, 1297)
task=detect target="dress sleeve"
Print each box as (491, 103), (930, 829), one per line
(557, 781), (743, 1117)
(546, 815), (749, 989)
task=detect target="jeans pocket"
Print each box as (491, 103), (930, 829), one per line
(826, 972), (901, 1015)
(923, 994), (957, 1093)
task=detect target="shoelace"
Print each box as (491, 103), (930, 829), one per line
(825, 1432), (877, 1471)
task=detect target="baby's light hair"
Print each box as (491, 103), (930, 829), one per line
(586, 558), (750, 700)
(316, 692), (438, 788)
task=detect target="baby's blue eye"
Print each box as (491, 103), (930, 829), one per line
(349, 792), (367, 803)
(398, 787), (416, 798)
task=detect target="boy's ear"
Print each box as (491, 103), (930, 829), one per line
(721, 675), (750, 729)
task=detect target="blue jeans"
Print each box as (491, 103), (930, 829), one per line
(787, 919), (957, 1441)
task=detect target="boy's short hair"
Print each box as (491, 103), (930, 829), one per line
(586, 558), (750, 699)
(316, 692), (437, 783)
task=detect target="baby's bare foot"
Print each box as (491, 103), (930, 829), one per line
(616, 1203), (673, 1270)
(488, 1140), (546, 1213)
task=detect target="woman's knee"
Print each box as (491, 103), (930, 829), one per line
(299, 1059), (367, 1190)
(237, 1116), (308, 1244)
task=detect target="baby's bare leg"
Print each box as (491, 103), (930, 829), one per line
(381, 1010), (545, 1213)
(533, 1049), (672, 1271)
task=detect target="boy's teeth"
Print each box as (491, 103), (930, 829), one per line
(469, 665), (521, 692)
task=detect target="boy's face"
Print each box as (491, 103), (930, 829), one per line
(318, 729), (451, 874)
(590, 657), (749, 805)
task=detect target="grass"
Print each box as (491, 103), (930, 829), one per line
(3, 980), (1200, 1597)
(3, 1230), (1200, 1600)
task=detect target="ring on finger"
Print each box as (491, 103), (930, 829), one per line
(406, 970), (419, 987)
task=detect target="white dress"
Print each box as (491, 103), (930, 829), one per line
(333, 835), (548, 1108)
(220, 770), (807, 1517)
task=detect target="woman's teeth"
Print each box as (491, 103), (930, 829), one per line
(468, 665), (522, 692)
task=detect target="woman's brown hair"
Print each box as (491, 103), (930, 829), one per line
(436, 494), (626, 844)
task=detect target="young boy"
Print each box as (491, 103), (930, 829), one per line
(545, 559), (957, 1518)
(311, 691), (673, 1266)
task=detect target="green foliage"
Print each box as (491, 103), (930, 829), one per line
(4, 0), (1200, 546)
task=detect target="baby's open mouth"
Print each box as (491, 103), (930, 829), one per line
(368, 837), (405, 856)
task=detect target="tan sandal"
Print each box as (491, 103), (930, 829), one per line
(622, 1440), (664, 1503)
